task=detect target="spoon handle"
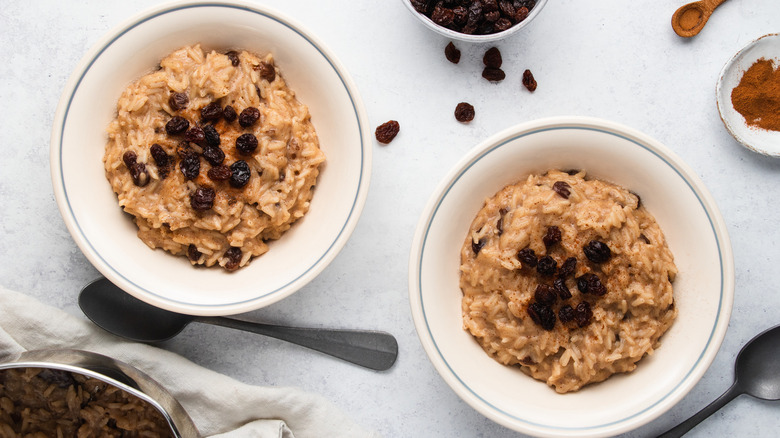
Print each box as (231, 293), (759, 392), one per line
(198, 317), (398, 371)
(702, 0), (728, 12)
(657, 382), (741, 438)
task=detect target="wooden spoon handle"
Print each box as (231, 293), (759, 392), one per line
(702, 0), (728, 13)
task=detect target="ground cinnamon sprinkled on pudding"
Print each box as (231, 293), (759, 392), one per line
(460, 170), (677, 393)
(731, 58), (780, 132)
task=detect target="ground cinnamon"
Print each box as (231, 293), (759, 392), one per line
(730, 58), (780, 131)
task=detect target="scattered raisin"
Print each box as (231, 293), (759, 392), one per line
(454, 102), (475, 123)
(229, 160), (251, 188)
(187, 244), (202, 262)
(255, 62), (276, 82)
(483, 47), (502, 68)
(202, 146), (225, 166)
(522, 69), (537, 92)
(554, 277), (572, 300)
(224, 247), (243, 271)
(543, 226), (562, 247)
(169, 92), (189, 111)
(558, 304), (575, 323)
(225, 50), (240, 66)
(202, 124), (220, 147)
(444, 42), (461, 64)
(200, 102), (223, 122)
(129, 162), (149, 187)
(575, 302), (593, 327)
(238, 107), (261, 127)
(208, 164), (232, 181)
(222, 105), (238, 122)
(482, 67), (506, 82)
(552, 181), (571, 199)
(236, 133), (259, 154)
(537, 255), (557, 276)
(472, 237), (487, 255)
(184, 126), (205, 144)
(375, 120), (400, 144)
(165, 116), (189, 135)
(150, 143), (171, 179)
(559, 257), (577, 277)
(534, 284), (557, 306)
(527, 302), (555, 331)
(517, 248), (537, 268)
(179, 151), (200, 180)
(584, 240), (612, 263)
(577, 273), (607, 296)
(190, 187), (215, 211)
(122, 151), (137, 168)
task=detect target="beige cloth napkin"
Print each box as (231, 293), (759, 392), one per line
(0, 286), (378, 438)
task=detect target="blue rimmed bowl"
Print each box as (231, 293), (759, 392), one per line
(50, 0), (371, 316)
(408, 117), (734, 437)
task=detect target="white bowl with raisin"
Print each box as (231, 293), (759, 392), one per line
(51, 1), (371, 315)
(409, 117), (734, 437)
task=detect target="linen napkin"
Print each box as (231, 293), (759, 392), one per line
(0, 285), (379, 438)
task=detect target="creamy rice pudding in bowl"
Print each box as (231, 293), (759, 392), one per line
(408, 117), (734, 437)
(51, 1), (371, 315)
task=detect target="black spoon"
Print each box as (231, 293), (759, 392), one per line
(658, 324), (780, 437)
(79, 277), (398, 371)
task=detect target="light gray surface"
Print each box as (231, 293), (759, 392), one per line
(1, 0), (779, 436)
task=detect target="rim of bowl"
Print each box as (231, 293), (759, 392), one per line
(49, 0), (372, 315)
(716, 32), (780, 157)
(401, 0), (549, 43)
(408, 116), (734, 437)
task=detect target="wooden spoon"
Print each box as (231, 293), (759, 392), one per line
(671, 0), (728, 38)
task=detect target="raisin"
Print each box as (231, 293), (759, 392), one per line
(577, 273), (607, 296)
(229, 160), (251, 188)
(190, 187), (215, 211)
(517, 248), (537, 268)
(552, 181), (571, 199)
(554, 277), (572, 300)
(537, 255), (557, 276)
(484, 10), (500, 22)
(179, 151), (200, 180)
(515, 6), (530, 22)
(410, 0), (427, 13)
(375, 120), (400, 144)
(575, 302), (593, 327)
(453, 6), (468, 24)
(169, 92), (189, 111)
(225, 50), (240, 66)
(38, 370), (76, 388)
(224, 247), (243, 271)
(208, 164), (232, 181)
(236, 133), (259, 154)
(527, 302), (555, 331)
(559, 257), (577, 277)
(129, 162), (149, 187)
(203, 124), (220, 147)
(238, 107), (261, 127)
(184, 126), (205, 144)
(497, 208), (507, 235)
(559, 304), (575, 323)
(482, 67), (506, 82)
(494, 17), (513, 31)
(150, 143), (171, 179)
(202, 146), (225, 166)
(534, 284), (557, 306)
(255, 62), (276, 82)
(122, 151), (137, 168)
(222, 105), (238, 122)
(444, 42), (461, 64)
(431, 5), (455, 26)
(499, 0), (516, 17)
(542, 226), (562, 247)
(522, 69), (537, 92)
(200, 102), (223, 122)
(472, 237), (487, 255)
(483, 47), (502, 68)
(454, 102), (475, 123)
(165, 116), (189, 135)
(187, 244), (202, 262)
(584, 240), (612, 263)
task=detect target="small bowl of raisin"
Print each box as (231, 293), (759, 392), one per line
(403, 0), (548, 42)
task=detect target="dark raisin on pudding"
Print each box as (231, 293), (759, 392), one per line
(584, 240), (612, 263)
(552, 181), (571, 199)
(238, 107), (261, 127)
(543, 226), (562, 247)
(528, 302), (556, 331)
(518, 248), (538, 267)
(537, 255), (557, 276)
(229, 160), (251, 188)
(165, 116), (189, 135)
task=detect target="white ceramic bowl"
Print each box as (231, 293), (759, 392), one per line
(409, 117), (734, 437)
(401, 0), (548, 43)
(50, 0), (371, 316)
(716, 33), (780, 156)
